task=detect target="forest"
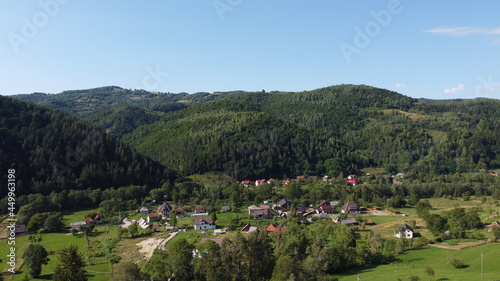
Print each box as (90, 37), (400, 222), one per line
(12, 84), (500, 182)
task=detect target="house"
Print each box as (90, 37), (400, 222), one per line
(194, 217), (216, 230)
(248, 205), (263, 215)
(139, 207), (150, 214)
(138, 218), (149, 229)
(486, 221), (500, 232)
(265, 224), (286, 232)
(255, 179), (266, 186)
(297, 176), (305, 180)
(195, 205), (207, 213)
(70, 222), (86, 230)
(267, 178), (278, 184)
(303, 209), (316, 217)
(157, 202), (173, 217)
(147, 212), (159, 223)
(174, 206), (185, 216)
(341, 218), (358, 226)
(14, 224), (25, 235)
(253, 209), (269, 219)
(341, 200), (361, 214)
(394, 223), (414, 238)
(277, 199), (291, 211)
(221, 205), (231, 212)
(241, 223), (258, 233)
(295, 205), (307, 216)
(316, 204), (335, 214)
(259, 204), (271, 210)
(241, 180), (252, 186)
(201, 238), (223, 247)
(85, 217), (95, 224)
(347, 179), (357, 185)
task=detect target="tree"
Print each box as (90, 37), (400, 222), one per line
(128, 223), (139, 237)
(22, 244), (49, 277)
(166, 238), (194, 280)
(52, 244), (87, 281)
(170, 212), (177, 228)
(493, 226), (500, 241)
(114, 261), (142, 281)
(210, 211), (217, 223)
(44, 214), (64, 232)
(424, 266), (435, 281)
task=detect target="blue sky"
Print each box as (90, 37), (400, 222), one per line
(1, 0), (499, 99)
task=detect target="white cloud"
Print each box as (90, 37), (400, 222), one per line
(444, 84), (464, 94)
(424, 26), (500, 37)
(423, 26), (500, 44)
(395, 83), (405, 89)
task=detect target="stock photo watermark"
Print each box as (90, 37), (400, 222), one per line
(7, 0), (71, 54)
(474, 74), (500, 98)
(6, 169), (17, 274)
(340, 0), (403, 63)
(138, 65), (170, 90)
(213, 0), (243, 21)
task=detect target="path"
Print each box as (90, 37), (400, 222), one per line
(121, 217), (132, 228)
(158, 231), (179, 250)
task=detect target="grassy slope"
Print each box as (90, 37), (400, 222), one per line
(337, 243), (500, 280)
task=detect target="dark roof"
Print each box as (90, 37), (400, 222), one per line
(342, 200), (360, 213)
(195, 205), (206, 211)
(341, 219), (358, 225)
(201, 238), (223, 246)
(399, 223), (414, 232)
(194, 216), (213, 225)
(278, 199), (290, 206)
(253, 209), (268, 216)
(318, 205), (334, 212)
(148, 212), (159, 218)
(15, 225), (26, 234)
(157, 202), (173, 213)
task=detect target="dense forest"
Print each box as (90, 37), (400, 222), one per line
(11, 85), (500, 181)
(0, 95), (175, 199)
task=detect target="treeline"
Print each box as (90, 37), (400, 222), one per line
(143, 220), (427, 281)
(0, 96), (175, 200)
(1, 185), (152, 226)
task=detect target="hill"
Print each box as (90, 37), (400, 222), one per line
(0, 95), (175, 199)
(10, 85), (500, 179)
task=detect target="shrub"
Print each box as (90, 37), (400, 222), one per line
(450, 257), (466, 268)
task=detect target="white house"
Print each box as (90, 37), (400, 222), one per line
(394, 223), (414, 239)
(194, 216), (216, 230)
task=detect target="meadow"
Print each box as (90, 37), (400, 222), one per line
(337, 243), (500, 280)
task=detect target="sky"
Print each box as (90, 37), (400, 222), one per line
(1, 0), (500, 100)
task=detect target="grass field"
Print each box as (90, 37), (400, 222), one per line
(337, 243), (500, 280)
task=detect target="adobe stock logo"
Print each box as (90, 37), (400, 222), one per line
(340, 0), (403, 63)
(7, 0), (71, 54)
(213, 0), (243, 21)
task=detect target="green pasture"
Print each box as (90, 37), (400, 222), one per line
(338, 243), (500, 281)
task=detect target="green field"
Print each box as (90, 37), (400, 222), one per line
(337, 243), (500, 280)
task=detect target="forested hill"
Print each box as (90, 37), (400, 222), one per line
(0, 96), (176, 198)
(11, 86), (220, 119)
(9, 84), (500, 180)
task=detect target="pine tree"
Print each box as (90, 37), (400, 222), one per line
(52, 244), (87, 281)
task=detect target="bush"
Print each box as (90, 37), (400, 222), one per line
(450, 257), (466, 268)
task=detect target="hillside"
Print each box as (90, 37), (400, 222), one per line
(10, 85), (500, 180)
(0, 96), (175, 199)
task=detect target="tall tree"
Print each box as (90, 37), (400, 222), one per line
(52, 244), (87, 281)
(22, 244), (50, 278)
